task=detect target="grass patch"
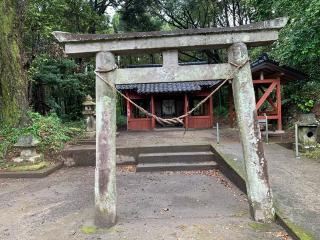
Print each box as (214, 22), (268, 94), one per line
(248, 222), (272, 231)
(81, 226), (98, 234)
(303, 145), (320, 160)
(1, 161), (50, 172)
(283, 219), (315, 240)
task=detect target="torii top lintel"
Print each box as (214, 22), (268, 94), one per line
(53, 18), (287, 56)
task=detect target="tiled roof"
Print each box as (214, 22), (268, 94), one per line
(116, 80), (221, 94)
(251, 53), (307, 80)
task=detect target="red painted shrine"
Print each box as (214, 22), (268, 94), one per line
(117, 54), (306, 131)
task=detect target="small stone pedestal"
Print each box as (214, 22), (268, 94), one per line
(296, 113), (319, 152)
(82, 95), (96, 139)
(13, 135), (43, 163)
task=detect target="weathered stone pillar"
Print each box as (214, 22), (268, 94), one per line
(95, 51), (117, 227)
(228, 43), (275, 223)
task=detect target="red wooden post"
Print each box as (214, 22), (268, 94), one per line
(209, 94), (213, 127)
(184, 94), (188, 128)
(276, 78), (282, 130)
(228, 84), (235, 127)
(151, 95), (156, 129)
(126, 92), (131, 130)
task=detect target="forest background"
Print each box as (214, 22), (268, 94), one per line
(0, 0), (319, 159)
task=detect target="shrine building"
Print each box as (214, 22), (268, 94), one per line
(116, 54), (306, 131)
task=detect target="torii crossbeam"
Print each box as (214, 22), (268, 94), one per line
(54, 17), (287, 227)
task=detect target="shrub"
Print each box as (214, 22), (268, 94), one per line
(0, 112), (85, 162)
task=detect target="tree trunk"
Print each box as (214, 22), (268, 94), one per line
(0, 0), (28, 126)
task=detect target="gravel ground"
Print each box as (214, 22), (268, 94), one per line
(0, 167), (290, 240)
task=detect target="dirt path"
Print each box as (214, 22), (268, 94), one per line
(0, 167), (289, 240)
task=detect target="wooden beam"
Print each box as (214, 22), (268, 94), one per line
(209, 95), (213, 127)
(184, 94), (188, 128)
(253, 79), (277, 84)
(113, 64), (231, 84)
(257, 115), (279, 120)
(151, 95), (155, 129)
(257, 86), (277, 111)
(276, 78), (282, 130)
(256, 81), (277, 110)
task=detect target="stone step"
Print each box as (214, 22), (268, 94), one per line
(59, 144), (215, 167)
(136, 161), (218, 172)
(116, 144), (213, 156)
(138, 151), (215, 163)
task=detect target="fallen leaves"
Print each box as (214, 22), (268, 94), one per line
(275, 231), (291, 240)
(163, 169), (233, 189)
(117, 165), (136, 172)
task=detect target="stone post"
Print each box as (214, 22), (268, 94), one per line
(228, 43), (275, 223)
(82, 95), (96, 139)
(95, 51), (117, 227)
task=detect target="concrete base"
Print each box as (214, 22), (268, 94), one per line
(83, 131), (96, 139)
(0, 162), (63, 178)
(59, 144), (215, 167)
(13, 150), (43, 163)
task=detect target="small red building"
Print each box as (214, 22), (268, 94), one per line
(117, 80), (217, 130)
(117, 55), (306, 131)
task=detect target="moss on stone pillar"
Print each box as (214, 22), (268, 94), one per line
(0, 0), (27, 126)
(228, 42), (275, 223)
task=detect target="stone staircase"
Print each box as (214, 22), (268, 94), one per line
(136, 145), (218, 172)
(59, 143), (218, 172)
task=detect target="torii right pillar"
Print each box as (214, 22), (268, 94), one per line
(228, 42), (275, 223)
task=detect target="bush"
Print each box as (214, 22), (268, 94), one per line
(0, 112), (85, 162)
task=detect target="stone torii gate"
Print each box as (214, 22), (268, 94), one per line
(54, 17), (287, 228)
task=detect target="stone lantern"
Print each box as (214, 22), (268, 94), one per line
(13, 135), (43, 163)
(82, 95), (96, 139)
(297, 113), (319, 152)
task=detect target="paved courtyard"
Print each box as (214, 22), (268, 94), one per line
(0, 167), (288, 240)
(116, 128), (320, 239)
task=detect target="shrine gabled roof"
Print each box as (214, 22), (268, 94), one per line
(251, 53), (307, 81)
(116, 80), (221, 94)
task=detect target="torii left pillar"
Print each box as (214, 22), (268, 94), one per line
(95, 51), (117, 227)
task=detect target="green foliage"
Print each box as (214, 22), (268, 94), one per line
(303, 144), (320, 160)
(116, 95), (127, 127)
(283, 80), (320, 114)
(114, 0), (162, 32)
(247, 0), (320, 116)
(24, 0), (110, 56)
(214, 106), (229, 118)
(0, 111), (84, 162)
(28, 55), (95, 120)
